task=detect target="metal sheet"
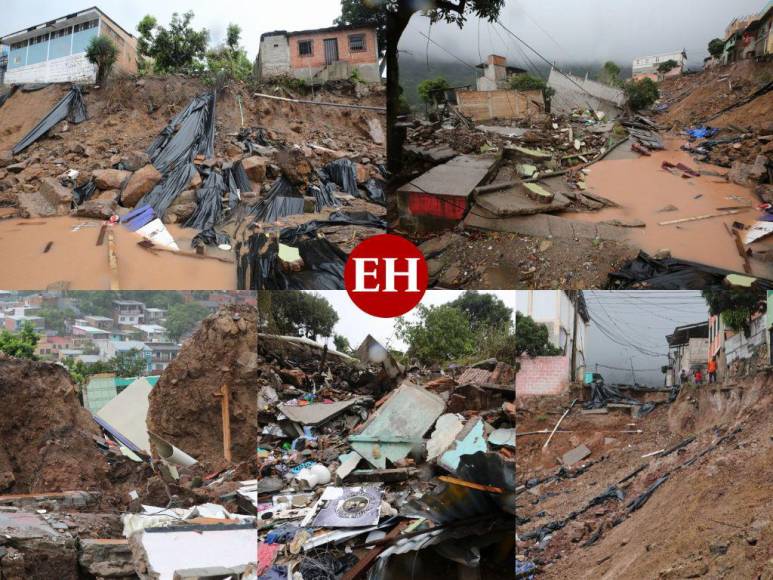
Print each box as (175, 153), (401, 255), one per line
(277, 399), (361, 426)
(438, 417), (488, 473)
(349, 382), (446, 469)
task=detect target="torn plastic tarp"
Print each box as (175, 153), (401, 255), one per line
(685, 126), (719, 139)
(192, 228), (230, 248)
(185, 170), (225, 231)
(279, 210), (386, 243)
(138, 91), (216, 218)
(607, 251), (733, 289)
(73, 179), (97, 206)
(584, 380), (641, 409)
(238, 233), (346, 290)
(12, 86), (87, 154)
(224, 160), (253, 210)
(251, 176), (305, 223)
(362, 177), (386, 205)
(310, 183), (341, 212)
(626, 475), (668, 512)
(320, 158), (359, 196)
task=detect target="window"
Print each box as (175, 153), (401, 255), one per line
(349, 34), (365, 52)
(29, 34), (49, 45)
(298, 40), (313, 56)
(74, 19), (98, 33)
(52, 27), (72, 39)
(11, 41), (28, 50)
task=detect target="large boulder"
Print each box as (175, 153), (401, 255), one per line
(121, 164), (162, 207)
(119, 150), (151, 171)
(163, 201), (197, 224)
(241, 156), (267, 184)
(276, 148), (314, 186)
(73, 198), (117, 220)
(93, 169), (131, 190)
(39, 177), (72, 212)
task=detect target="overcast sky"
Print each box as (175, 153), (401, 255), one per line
(584, 291), (708, 387)
(399, 0), (764, 70)
(1, 0), (342, 59)
(313, 290), (515, 352)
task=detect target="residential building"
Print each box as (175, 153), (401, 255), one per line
(35, 335), (77, 359)
(94, 339), (152, 372)
(1, 7), (138, 85)
(143, 308), (167, 324)
(475, 54), (525, 91)
(256, 24), (380, 84)
(725, 312), (767, 369)
(4, 314), (44, 332)
(515, 291), (590, 395)
(133, 324), (168, 343)
(71, 324), (110, 341)
(148, 342), (181, 372)
(666, 321), (709, 384)
(0, 47), (7, 85)
(113, 300), (145, 326)
(632, 50), (687, 81)
(83, 315), (113, 330)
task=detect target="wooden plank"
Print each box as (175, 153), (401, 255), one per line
(107, 229), (120, 290)
(137, 240), (234, 263)
(658, 209), (745, 226)
(342, 520), (411, 580)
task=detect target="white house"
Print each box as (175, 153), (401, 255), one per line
(632, 50), (687, 81)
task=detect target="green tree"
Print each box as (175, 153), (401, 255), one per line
(0, 322), (39, 359)
(708, 38), (725, 59)
(623, 77), (659, 111)
(333, 334), (352, 354)
(515, 312), (562, 357)
(387, 0), (506, 173)
(657, 59), (678, 74)
(226, 23), (241, 51)
(136, 11), (208, 73)
(599, 60), (621, 86)
(271, 292), (338, 339)
(165, 302), (210, 341)
(508, 73), (546, 91)
(37, 306), (76, 334)
(78, 292), (116, 317)
(86, 36), (118, 85)
(336, 0), (387, 57)
(111, 349), (147, 377)
(63, 357), (114, 386)
(448, 291), (512, 331)
(396, 304), (476, 364)
(417, 76), (450, 105)
(702, 287), (765, 334)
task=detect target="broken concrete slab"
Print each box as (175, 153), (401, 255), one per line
(78, 539), (136, 579)
(438, 417), (488, 474)
(277, 399), (363, 426)
(561, 443), (591, 466)
(403, 144), (457, 163)
(349, 382), (445, 469)
(0, 511), (79, 579)
(399, 154), (499, 199)
(475, 186), (570, 217)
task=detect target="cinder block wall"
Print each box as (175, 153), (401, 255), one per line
(5, 53), (96, 84)
(516, 355), (570, 396)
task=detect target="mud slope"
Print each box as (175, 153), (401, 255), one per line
(147, 304), (257, 468)
(0, 353), (110, 493)
(517, 376), (773, 579)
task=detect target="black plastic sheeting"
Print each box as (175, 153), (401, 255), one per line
(138, 91), (216, 218)
(320, 158), (358, 196)
(224, 160), (253, 210)
(73, 179), (97, 206)
(608, 251), (743, 290)
(309, 183), (341, 212)
(362, 177), (386, 205)
(237, 234), (347, 290)
(236, 126), (270, 154)
(12, 86), (87, 155)
(251, 177), (305, 223)
(585, 380), (642, 409)
(185, 170), (225, 231)
(192, 228), (230, 248)
(279, 210), (386, 243)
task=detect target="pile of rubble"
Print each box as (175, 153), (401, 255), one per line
(257, 334), (515, 578)
(0, 304), (260, 579)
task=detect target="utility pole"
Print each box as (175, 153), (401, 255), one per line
(570, 291), (579, 383)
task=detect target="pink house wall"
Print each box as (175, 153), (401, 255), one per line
(516, 355), (571, 396)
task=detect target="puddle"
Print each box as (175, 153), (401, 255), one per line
(567, 137), (773, 278)
(0, 217), (235, 289)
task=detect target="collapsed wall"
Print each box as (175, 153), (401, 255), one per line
(147, 304), (257, 468)
(0, 353), (110, 493)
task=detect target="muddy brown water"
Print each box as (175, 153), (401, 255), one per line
(0, 217), (235, 289)
(567, 137), (773, 278)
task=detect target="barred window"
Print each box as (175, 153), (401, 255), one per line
(298, 40), (313, 56)
(349, 34), (365, 52)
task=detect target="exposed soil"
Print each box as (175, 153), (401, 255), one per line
(516, 375), (773, 579)
(0, 353), (111, 494)
(147, 304), (257, 471)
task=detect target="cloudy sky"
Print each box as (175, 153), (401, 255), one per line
(1, 0), (342, 59)
(399, 0), (764, 70)
(584, 291), (708, 386)
(314, 290), (515, 352)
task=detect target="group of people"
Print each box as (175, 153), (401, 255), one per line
(679, 357), (718, 385)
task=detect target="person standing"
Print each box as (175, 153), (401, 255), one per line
(708, 357), (718, 384)
(694, 368), (703, 384)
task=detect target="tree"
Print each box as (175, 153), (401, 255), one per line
(226, 24), (241, 52)
(271, 292), (338, 339)
(702, 287), (765, 334)
(136, 11), (208, 73)
(333, 334), (352, 354)
(515, 312), (562, 357)
(63, 357), (114, 386)
(708, 38), (725, 59)
(206, 23), (253, 83)
(336, 0), (387, 58)
(37, 306), (76, 335)
(448, 291), (512, 331)
(599, 60), (621, 86)
(386, 0), (506, 173)
(623, 77), (659, 111)
(417, 76), (450, 105)
(657, 59), (678, 74)
(165, 302), (209, 340)
(508, 73), (546, 91)
(111, 349), (148, 377)
(86, 36), (118, 85)
(0, 322), (39, 359)
(396, 304), (477, 364)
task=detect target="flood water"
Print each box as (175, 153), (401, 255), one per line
(568, 138), (773, 278)
(0, 217), (236, 289)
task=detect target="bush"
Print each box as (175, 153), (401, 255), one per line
(657, 59), (678, 74)
(508, 73), (546, 91)
(417, 76), (450, 105)
(515, 312), (562, 357)
(86, 36), (118, 85)
(624, 77), (659, 111)
(708, 38), (725, 59)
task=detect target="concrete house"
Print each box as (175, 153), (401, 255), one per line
(256, 24), (380, 84)
(667, 321), (709, 384)
(1, 6), (138, 85)
(632, 50), (687, 81)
